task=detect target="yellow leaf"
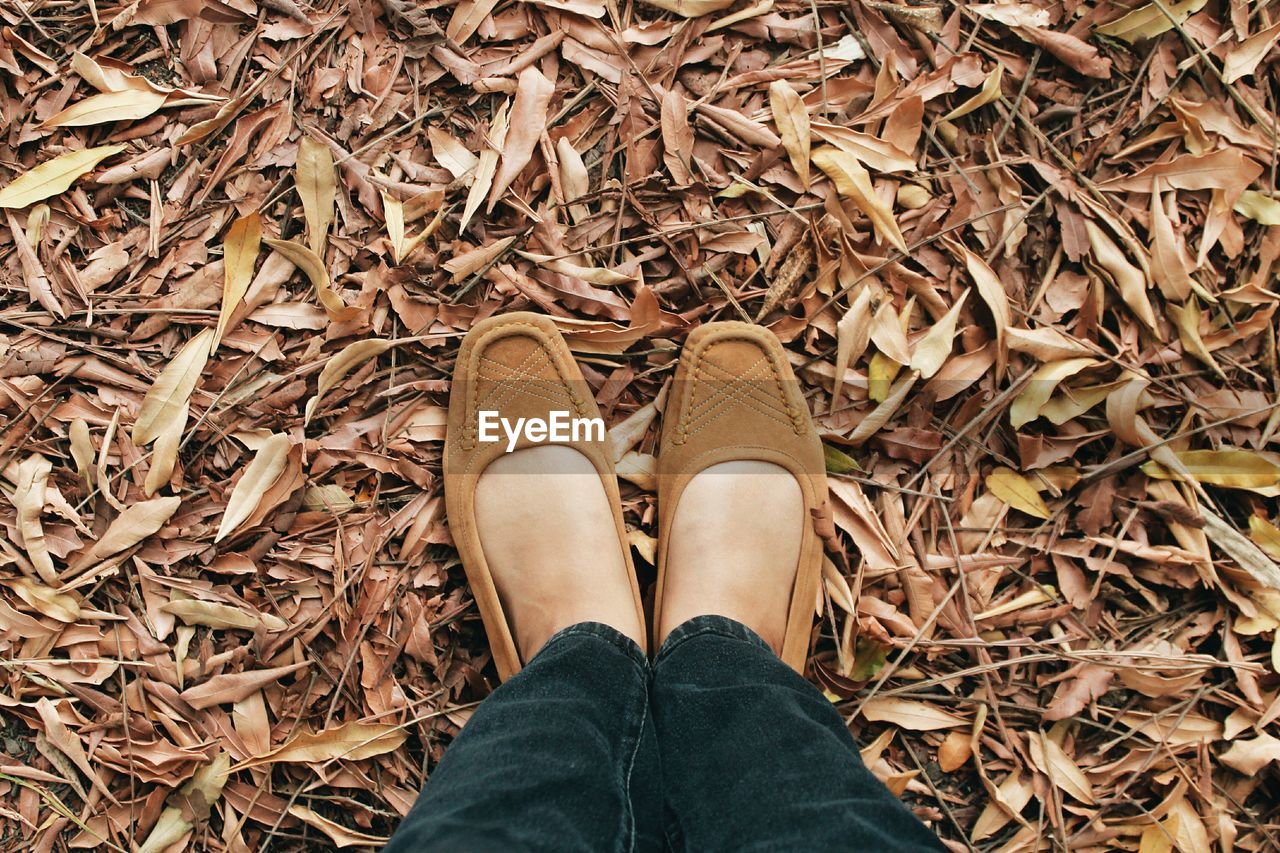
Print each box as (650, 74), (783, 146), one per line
(1096, 0), (1208, 43)
(132, 328), (213, 446)
(297, 136), (336, 255)
(868, 298), (911, 365)
(1249, 515), (1280, 561)
(608, 401), (658, 462)
(810, 120), (916, 173)
(40, 90), (168, 128)
(213, 213), (261, 354)
(1010, 357), (1100, 428)
(986, 466), (1051, 519)
(1149, 184), (1194, 300)
(264, 238), (359, 321)
(0, 144), (126, 209)
(25, 203), (50, 245)
(70, 50), (167, 95)
(769, 80), (810, 189)
(384, 191), (407, 263)
(1235, 190), (1280, 226)
(942, 62), (1003, 121)
(973, 585), (1054, 620)
(937, 730), (972, 772)
(616, 451), (657, 491)
(1028, 730), (1094, 804)
(811, 147), (908, 253)
(137, 754), (230, 853)
(143, 401), (186, 496)
(429, 126), (479, 180)
(305, 339), (394, 425)
(1143, 449), (1280, 490)
(556, 137), (591, 224)
(216, 433), (291, 542)
(1005, 326), (1093, 361)
(236, 722), (407, 770)
(910, 289), (968, 379)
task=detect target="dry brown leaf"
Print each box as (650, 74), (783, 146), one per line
(288, 805), (389, 848)
(942, 62), (1003, 121)
(180, 662), (309, 709)
(769, 80), (810, 189)
(237, 722), (408, 769)
(861, 697), (965, 730)
(1096, 0), (1208, 43)
(40, 90), (168, 128)
(489, 67), (554, 212)
(68, 496), (181, 576)
(213, 213), (261, 353)
(0, 144), (125, 208)
(910, 289), (968, 379)
(811, 147), (908, 253)
(954, 245), (1011, 378)
(263, 238), (359, 321)
(216, 433), (291, 542)
(12, 454), (56, 583)
(297, 136), (336, 255)
(461, 100), (509, 232)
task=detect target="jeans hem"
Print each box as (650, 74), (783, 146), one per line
(539, 621), (650, 676)
(654, 614), (772, 666)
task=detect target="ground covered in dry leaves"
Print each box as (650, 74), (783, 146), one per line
(2, 0), (1280, 849)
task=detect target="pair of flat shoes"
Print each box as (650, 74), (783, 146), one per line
(444, 312), (827, 681)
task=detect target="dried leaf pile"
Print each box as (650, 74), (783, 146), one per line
(3, 0), (1280, 849)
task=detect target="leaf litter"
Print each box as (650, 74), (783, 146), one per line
(1, 0), (1280, 849)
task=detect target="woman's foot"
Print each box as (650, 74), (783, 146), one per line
(655, 322), (827, 670)
(475, 445), (645, 660)
(657, 461), (804, 651)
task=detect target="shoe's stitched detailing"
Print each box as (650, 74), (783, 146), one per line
(458, 325), (588, 450)
(684, 354), (793, 434)
(675, 339), (805, 444)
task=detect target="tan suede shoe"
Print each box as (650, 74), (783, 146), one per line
(444, 312), (645, 681)
(655, 321), (828, 671)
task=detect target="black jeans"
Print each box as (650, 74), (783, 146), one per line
(385, 616), (944, 852)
